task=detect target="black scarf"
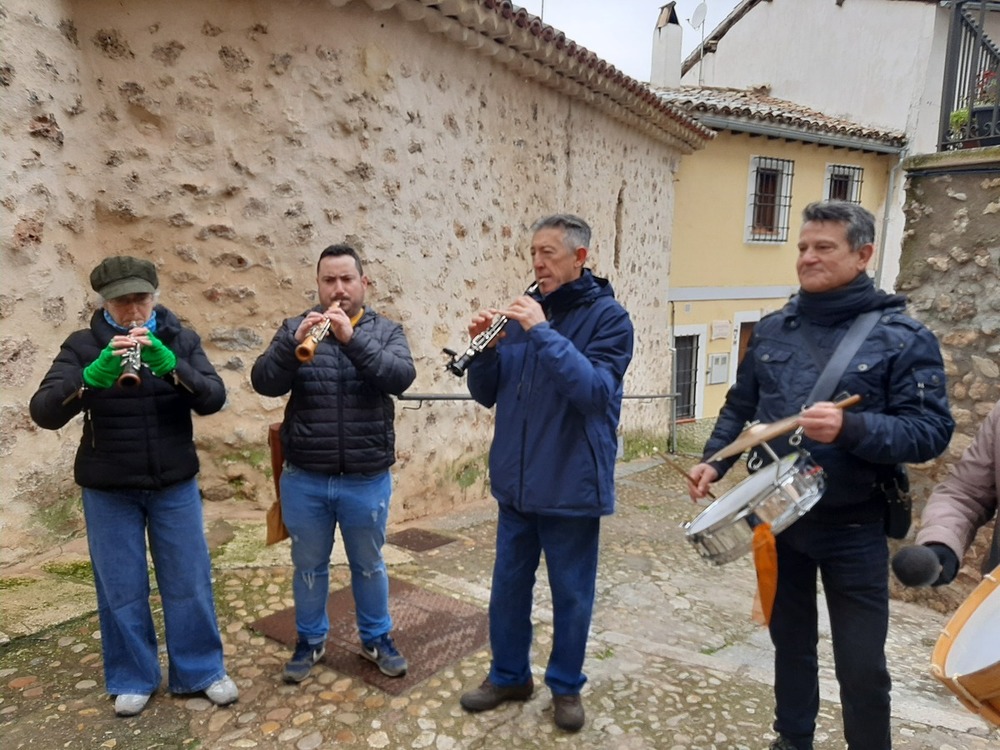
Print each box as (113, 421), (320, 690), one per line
(796, 273), (906, 326)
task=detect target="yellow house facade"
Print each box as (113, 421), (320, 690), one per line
(656, 87), (906, 422)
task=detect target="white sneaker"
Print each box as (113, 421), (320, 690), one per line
(204, 674), (239, 706)
(114, 693), (151, 717)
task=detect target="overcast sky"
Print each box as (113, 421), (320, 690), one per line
(516, 0), (742, 82)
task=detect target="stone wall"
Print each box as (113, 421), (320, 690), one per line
(0, 0), (683, 565)
(893, 148), (1000, 610)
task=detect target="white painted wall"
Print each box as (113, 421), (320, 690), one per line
(680, 0), (959, 291)
(682, 0), (949, 150)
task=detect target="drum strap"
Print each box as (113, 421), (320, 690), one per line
(804, 310), (883, 405)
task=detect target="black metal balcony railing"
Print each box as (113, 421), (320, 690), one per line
(938, 1), (1000, 151)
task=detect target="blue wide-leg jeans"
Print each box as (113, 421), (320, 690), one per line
(487, 504), (600, 696)
(82, 477), (226, 696)
(769, 518), (891, 750)
(279, 464), (392, 645)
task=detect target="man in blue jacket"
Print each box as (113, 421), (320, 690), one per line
(458, 214), (634, 732)
(251, 244), (415, 684)
(688, 201), (954, 750)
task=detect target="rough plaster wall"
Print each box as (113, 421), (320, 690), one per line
(0, 0), (678, 565)
(893, 159), (1000, 610)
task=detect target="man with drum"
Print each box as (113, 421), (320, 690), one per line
(893, 398), (1000, 585)
(688, 201), (954, 750)
(251, 243), (415, 684)
(457, 214), (634, 733)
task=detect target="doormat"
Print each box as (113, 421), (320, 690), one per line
(249, 576), (488, 695)
(386, 527), (456, 552)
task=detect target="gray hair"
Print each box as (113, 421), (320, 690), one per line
(530, 214), (592, 253)
(801, 200), (875, 251)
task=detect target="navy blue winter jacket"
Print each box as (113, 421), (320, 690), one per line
(703, 284), (954, 524)
(468, 271), (634, 517)
(251, 308), (415, 475)
(29, 306), (226, 490)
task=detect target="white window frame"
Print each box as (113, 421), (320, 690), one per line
(672, 324), (707, 420)
(824, 164), (863, 203)
(744, 156), (795, 244)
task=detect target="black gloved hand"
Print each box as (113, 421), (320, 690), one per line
(926, 543), (960, 586)
(892, 543), (961, 587)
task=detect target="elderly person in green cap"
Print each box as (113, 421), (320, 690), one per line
(29, 255), (238, 717)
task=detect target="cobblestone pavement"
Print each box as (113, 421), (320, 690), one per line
(1, 457), (997, 749)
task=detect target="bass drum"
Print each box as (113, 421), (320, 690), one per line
(930, 566), (1000, 726)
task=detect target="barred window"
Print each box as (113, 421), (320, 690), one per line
(824, 164), (864, 203)
(745, 157), (794, 243)
(674, 335), (698, 420)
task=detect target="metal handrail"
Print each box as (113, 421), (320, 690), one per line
(396, 391), (679, 453)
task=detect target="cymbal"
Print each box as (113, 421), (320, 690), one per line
(706, 394), (862, 464)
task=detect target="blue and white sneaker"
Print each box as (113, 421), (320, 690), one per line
(361, 633), (407, 677)
(283, 638), (326, 683)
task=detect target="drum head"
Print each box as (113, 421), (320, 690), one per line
(945, 582), (1000, 675)
(687, 453), (800, 533)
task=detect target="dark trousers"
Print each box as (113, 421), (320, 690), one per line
(769, 518), (891, 750)
(487, 504), (601, 696)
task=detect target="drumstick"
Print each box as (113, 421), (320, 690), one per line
(664, 457), (716, 500)
(707, 394), (863, 463)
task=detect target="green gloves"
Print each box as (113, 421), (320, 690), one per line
(82, 344), (124, 389)
(141, 333), (177, 376)
(83, 335), (176, 389)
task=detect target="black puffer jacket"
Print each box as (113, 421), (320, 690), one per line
(250, 308), (415, 475)
(29, 306), (226, 490)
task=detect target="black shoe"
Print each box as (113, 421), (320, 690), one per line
(769, 737), (806, 750)
(552, 693), (585, 732)
(282, 638), (325, 683)
(361, 633), (408, 677)
(459, 678), (534, 712)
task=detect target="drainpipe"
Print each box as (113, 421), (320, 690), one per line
(875, 151), (906, 291)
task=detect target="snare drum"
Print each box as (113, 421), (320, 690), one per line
(930, 566), (1000, 726)
(684, 452), (825, 565)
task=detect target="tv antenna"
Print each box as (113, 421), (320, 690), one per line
(689, 1), (708, 85)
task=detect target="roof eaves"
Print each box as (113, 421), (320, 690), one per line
(695, 113), (906, 154)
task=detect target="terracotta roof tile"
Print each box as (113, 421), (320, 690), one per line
(655, 86), (906, 148)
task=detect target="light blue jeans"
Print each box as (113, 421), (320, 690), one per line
(279, 464), (393, 645)
(82, 477), (226, 696)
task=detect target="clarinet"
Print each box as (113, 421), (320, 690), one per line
(443, 282), (539, 377)
(117, 322), (143, 388)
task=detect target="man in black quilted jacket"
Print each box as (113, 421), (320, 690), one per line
(251, 244), (415, 684)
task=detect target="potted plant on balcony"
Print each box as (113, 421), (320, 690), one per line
(949, 107), (971, 143)
(971, 69), (999, 146)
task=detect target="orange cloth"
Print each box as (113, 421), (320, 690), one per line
(752, 523), (778, 626)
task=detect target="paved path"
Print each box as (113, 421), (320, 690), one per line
(1, 457), (996, 749)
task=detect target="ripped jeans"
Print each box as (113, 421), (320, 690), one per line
(279, 464), (393, 645)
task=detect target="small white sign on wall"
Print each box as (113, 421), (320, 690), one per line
(710, 320), (732, 341)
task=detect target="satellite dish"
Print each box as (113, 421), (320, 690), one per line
(690, 1), (707, 30)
